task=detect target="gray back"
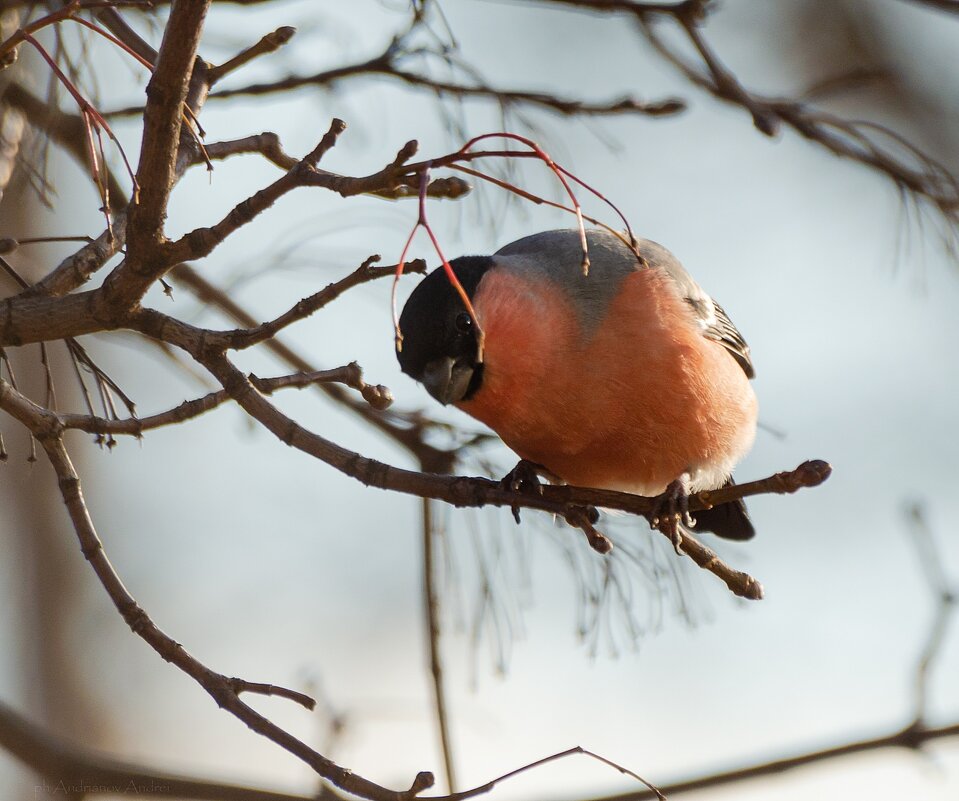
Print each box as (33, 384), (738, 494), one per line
(492, 229), (754, 377)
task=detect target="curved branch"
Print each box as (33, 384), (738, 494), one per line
(584, 721), (959, 801)
(190, 351), (827, 599)
(2, 409), (425, 801)
(107, 0), (211, 310)
(57, 364), (390, 436)
(636, 10), (959, 225)
(168, 263), (459, 474)
(224, 255), (426, 351)
(0, 698), (320, 801)
(205, 61), (684, 119)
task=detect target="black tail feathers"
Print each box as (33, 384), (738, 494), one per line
(692, 480), (755, 541)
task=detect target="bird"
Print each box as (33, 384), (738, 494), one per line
(396, 228), (758, 542)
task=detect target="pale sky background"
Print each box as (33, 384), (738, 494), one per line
(1, 1), (958, 800)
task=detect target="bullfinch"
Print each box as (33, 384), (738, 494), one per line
(396, 229), (758, 541)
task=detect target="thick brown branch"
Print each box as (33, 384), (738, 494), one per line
(168, 263), (457, 473)
(193, 354), (828, 599)
(0, 290), (119, 346)
(112, 0), (211, 308)
(2, 374), (681, 801)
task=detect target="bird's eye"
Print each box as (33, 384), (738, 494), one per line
(454, 311), (473, 333)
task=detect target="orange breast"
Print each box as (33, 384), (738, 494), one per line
(458, 268), (757, 495)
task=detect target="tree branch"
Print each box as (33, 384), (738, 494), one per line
(422, 496), (458, 792)
(167, 262), (458, 473)
(0, 698), (322, 801)
(56, 364), (390, 436)
(108, 0), (211, 309)
(223, 255), (425, 352)
(188, 351), (827, 599)
(582, 721), (959, 801)
(0, 392), (426, 801)
(636, 8), (959, 225)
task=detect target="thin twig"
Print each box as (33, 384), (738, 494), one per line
(208, 26), (296, 84)
(20, 426), (414, 801)
(57, 364), (389, 436)
(582, 722), (959, 801)
(905, 503), (957, 721)
(442, 745), (665, 801)
(168, 263), (456, 473)
(223, 254), (422, 352)
(0, 698), (319, 801)
(228, 678), (317, 711)
(423, 495), (458, 792)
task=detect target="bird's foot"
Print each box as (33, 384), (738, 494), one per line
(502, 459), (548, 495)
(650, 476), (696, 555)
(501, 460), (567, 524)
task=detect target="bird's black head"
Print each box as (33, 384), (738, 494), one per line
(396, 256), (493, 405)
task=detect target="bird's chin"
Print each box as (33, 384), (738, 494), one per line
(421, 356), (475, 405)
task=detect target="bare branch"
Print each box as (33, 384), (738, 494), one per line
(635, 10), (959, 227)
(109, 0), (211, 309)
(190, 29), (685, 120)
(3, 373), (682, 801)
(203, 131), (298, 169)
(905, 504), (957, 722)
(224, 255), (425, 352)
(0, 405), (420, 801)
(422, 497), (458, 792)
(228, 678), (316, 712)
(446, 746), (664, 801)
(168, 263), (458, 473)
(208, 25), (296, 84)
(0, 698), (318, 801)
(582, 721), (959, 801)
(189, 351), (827, 599)
(57, 364), (390, 436)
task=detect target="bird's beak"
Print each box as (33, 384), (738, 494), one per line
(421, 357), (474, 405)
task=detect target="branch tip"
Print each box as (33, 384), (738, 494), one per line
(410, 771), (435, 794)
(392, 140), (419, 167)
(302, 119), (347, 167)
(228, 677), (317, 711)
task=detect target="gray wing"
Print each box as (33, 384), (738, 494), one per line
(637, 238), (756, 379)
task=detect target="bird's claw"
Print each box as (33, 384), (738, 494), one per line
(501, 459), (548, 523)
(502, 459), (546, 496)
(650, 477), (696, 555)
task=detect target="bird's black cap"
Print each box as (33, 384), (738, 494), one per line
(396, 256), (493, 398)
